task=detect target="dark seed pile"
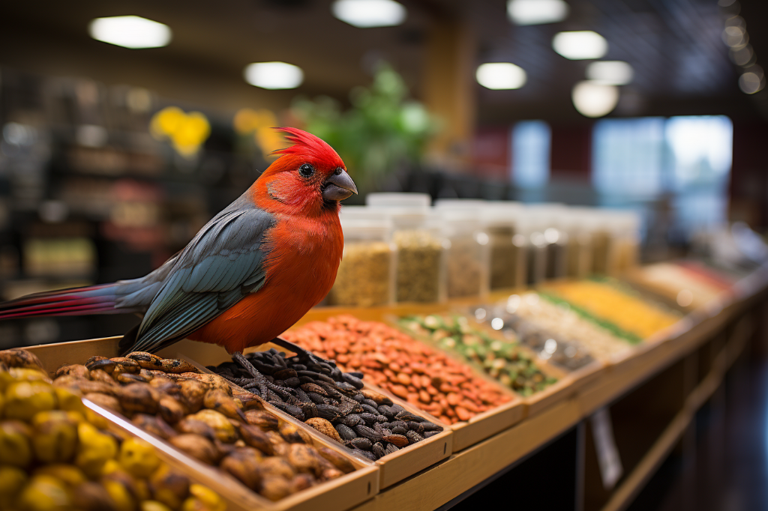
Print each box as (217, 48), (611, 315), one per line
(210, 349), (443, 461)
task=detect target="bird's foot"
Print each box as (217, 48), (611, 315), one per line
(271, 337), (336, 370)
(231, 351), (296, 402)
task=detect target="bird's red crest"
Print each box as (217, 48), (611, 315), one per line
(272, 127), (345, 170)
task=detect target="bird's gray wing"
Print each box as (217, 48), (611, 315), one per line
(121, 199), (275, 354)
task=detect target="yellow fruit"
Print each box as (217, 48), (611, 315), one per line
(0, 420), (33, 468)
(54, 387), (85, 414)
(100, 459), (123, 476)
(31, 411), (79, 463)
(84, 407), (110, 429)
(71, 481), (117, 511)
(75, 421), (118, 478)
(0, 391), (4, 418)
(102, 478), (136, 511)
(0, 466), (28, 508)
(9, 367), (51, 383)
(134, 479), (152, 501)
(14, 474), (71, 511)
(141, 500), (173, 511)
(4, 381), (57, 421)
(33, 464), (87, 487)
(181, 484), (226, 511)
(149, 464), (190, 510)
(118, 438), (161, 479)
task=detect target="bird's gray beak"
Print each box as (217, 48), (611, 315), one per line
(323, 169), (358, 201)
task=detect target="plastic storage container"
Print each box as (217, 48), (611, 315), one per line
(435, 200), (490, 300)
(613, 211), (641, 273)
(517, 209), (547, 286)
(327, 206), (396, 307)
(481, 202), (523, 291)
(367, 193), (446, 303)
(584, 209), (616, 276)
(560, 209), (593, 279)
(538, 207), (569, 280)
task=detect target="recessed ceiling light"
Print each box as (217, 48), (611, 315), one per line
(89, 16), (171, 49)
(332, 0), (406, 28)
(476, 63), (527, 90)
(722, 26), (748, 48)
(572, 81), (619, 117)
(739, 68), (764, 94)
(586, 61), (634, 85)
(244, 62), (304, 90)
(553, 31), (608, 60)
(730, 45), (755, 67)
(507, 0), (569, 25)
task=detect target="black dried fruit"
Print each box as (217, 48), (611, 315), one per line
(316, 404), (343, 421)
(348, 437), (372, 451)
(336, 424), (357, 441)
(385, 443), (400, 455)
(372, 442), (386, 458)
(406, 430), (424, 443)
(355, 425), (382, 442)
(395, 411), (424, 423)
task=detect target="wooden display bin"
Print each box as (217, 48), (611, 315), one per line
(449, 396), (525, 452)
(24, 337), (380, 511)
(158, 339), (453, 490)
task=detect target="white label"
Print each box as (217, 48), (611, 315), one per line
(591, 407), (623, 489)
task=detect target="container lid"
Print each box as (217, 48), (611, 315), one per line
(367, 193), (431, 209)
(339, 206), (392, 237)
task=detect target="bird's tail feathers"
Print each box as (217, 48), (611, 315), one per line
(0, 284), (122, 321)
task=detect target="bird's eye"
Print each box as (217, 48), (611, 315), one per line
(299, 163), (315, 178)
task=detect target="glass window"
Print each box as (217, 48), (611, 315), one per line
(665, 115), (733, 191)
(592, 115), (733, 236)
(511, 121), (550, 188)
(592, 117), (666, 195)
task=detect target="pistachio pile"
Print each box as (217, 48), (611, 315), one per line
(0, 348), (226, 511)
(210, 349), (443, 461)
(400, 315), (557, 397)
(51, 351), (356, 502)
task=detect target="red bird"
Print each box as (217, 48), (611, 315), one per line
(0, 128), (357, 387)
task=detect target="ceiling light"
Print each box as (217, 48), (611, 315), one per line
(553, 31), (608, 60)
(730, 45), (755, 67)
(476, 63), (527, 90)
(739, 68), (764, 94)
(89, 16), (171, 49)
(507, 0), (569, 25)
(244, 62), (304, 90)
(586, 61), (634, 85)
(332, 0), (406, 28)
(572, 81), (619, 117)
(722, 26), (747, 48)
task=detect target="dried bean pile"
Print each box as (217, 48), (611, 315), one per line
(210, 349), (443, 461)
(400, 315), (557, 397)
(282, 316), (512, 425)
(51, 352), (354, 502)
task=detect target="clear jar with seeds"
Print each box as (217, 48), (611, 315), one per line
(367, 193), (446, 303)
(327, 207), (396, 307)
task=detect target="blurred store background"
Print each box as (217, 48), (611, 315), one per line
(0, 0), (766, 348)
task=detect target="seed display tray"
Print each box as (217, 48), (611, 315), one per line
(165, 339), (453, 490)
(24, 337), (380, 511)
(393, 314), (579, 421)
